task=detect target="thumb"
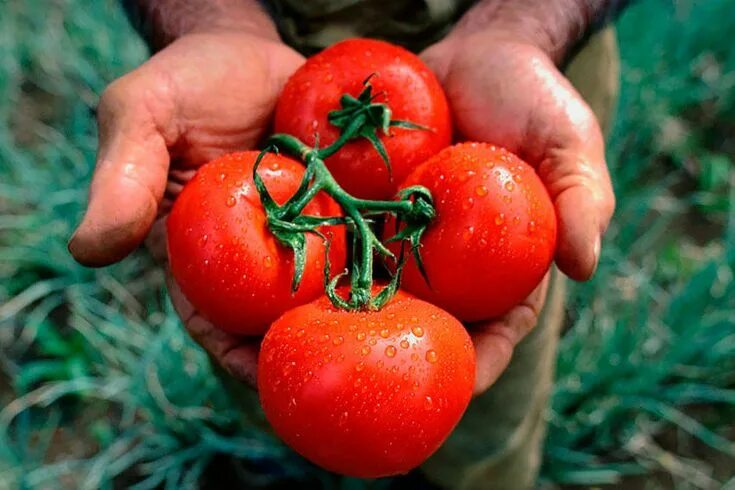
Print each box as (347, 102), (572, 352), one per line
(538, 128), (615, 281)
(68, 72), (174, 267)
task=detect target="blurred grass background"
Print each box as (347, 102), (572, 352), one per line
(1, 0), (734, 488)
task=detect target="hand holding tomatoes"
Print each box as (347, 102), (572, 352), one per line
(67, 31), (306, 381)
(70, 26), (612, 478)
(421, 32), (615, 392)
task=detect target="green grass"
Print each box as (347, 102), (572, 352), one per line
(1, 0), (734, 488)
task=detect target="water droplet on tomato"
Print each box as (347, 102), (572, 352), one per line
(355, 362), (365, 372)
(513, 173), (522, 183)
(425, 350), (438, 363)
(462, 226), (474, 241)
(218, 173), (226, 181)
(495, 213), (505, 226)
(226, 196), (236, 207)
(385, 345), (397, 358)
(475, 185), (488, 197)
(357, 332), (366, 341)
(333, 336), (344, 345)
(528, 220), (537, 233)
(263, 256), (273, 268)
(400, 339), (410, 349)
(379, 328), (390, 338)
(505, 181), (515, 192)
(296, 329), (305, 338)
(424, 396), (434, 410)
(198, 234), (208, 246)
(361, 346), (371, 355)
(411, 326), (424, 337)
(462, 197), (474, 210)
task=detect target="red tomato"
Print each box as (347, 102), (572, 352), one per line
(258, 290), (475, 477)
(274, 38), (452, 200)
(390, 143), (557, 322)
(167, 151), (346, 335)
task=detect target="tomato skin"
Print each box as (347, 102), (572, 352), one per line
(274, 38), (452, 200)
(258, 290), (475, 477)
(166, 152), (346, 336)
(390, 143), (557, 322)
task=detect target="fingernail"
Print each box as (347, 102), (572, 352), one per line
(67, 229), (79, 255)
(591, 234), (601, 274)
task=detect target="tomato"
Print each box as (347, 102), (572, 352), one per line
(167, 151), (346, 336)
(389, 143), (557, 322)
(274, 38), (452, 200)
(258, 290), (475, 477)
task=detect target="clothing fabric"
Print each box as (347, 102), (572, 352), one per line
(266, 0), (475, 54)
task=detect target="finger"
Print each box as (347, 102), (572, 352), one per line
(166, 273), (260, 388)
(68, 70), (176, 267)
(536, 101), (615, 281)
(470, 273), (549, 395)
(143, 170), (197, 264)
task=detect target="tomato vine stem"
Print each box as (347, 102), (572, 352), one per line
(253, 81), (434, 311)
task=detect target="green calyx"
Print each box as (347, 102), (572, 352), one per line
(322, 76), (428, 178)
(252, 79), (435, 311)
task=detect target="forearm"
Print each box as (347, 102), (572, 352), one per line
(449, 0), (631, 64)
(122, 0), (279, 51)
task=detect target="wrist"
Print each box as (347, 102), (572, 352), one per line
(446, 0), (614, 65)
(125, 0), (280, 51)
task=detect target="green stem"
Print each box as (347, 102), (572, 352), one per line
(261, 134), (426, 310)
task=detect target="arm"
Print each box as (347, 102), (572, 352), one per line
(122, 0), (279, 50)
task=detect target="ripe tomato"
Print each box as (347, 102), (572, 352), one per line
(274, 38), (452, 200)
(167, 151), (346, 336)
(258, 290), (475, 477)
(390, 143), (557, 322)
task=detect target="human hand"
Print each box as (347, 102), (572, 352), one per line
(69, 31), (304, 385)
(422, 32), (615, 394)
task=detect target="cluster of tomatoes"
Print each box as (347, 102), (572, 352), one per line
(166, 39), (557, 478)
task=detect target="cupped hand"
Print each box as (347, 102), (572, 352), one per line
(422, 33), (615, 394)
(69, 31), (304, 385)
